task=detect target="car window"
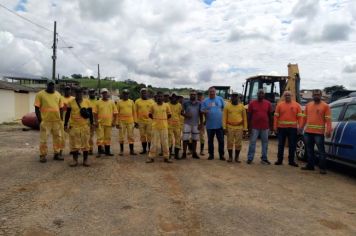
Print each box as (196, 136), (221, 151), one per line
(343, 104), (356, 121)
(331, 105), (344, 122)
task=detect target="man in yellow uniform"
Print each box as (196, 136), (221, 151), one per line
(60, 86), (74, 155)
(168, 93), (182, 160)
(223, 92), (247, 163)
(64, 87), (93, 167)
(34, 80), (64, 163)
(135, 88), (155, 154)
(86, 89), (97, 155)
(116, 89), (137, 156)
(147, 91), (172, 163)
(93, 88), (118, 157)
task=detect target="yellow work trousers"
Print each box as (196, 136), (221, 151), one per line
(89, 126), (95, 151)
(149, 129), (169, 159)
(138, 122), (152, 143)
(227, 128), (243, 150)
(169, 126), (181, 148)
(60, 121), (72, 151)
(200, 126), (205, 144)
(96, 125), (112, 146)
(69, 125), (90, 151)
(39, 121), (62, 157)
(119, 122), (135, 144)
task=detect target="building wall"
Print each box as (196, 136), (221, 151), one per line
(0, 90), (15, 123)
(0, 89), (37, 123)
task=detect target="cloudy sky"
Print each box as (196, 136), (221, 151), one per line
(1, 0), (356, 91)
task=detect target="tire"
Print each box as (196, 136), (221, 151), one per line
(296, 135), (307, 161)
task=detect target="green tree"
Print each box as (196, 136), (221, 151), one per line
(324, 85), (346, 94)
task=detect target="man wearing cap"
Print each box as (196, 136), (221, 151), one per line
(87, 89), (97, 155)
(163, 92), (170, 104)
(64, 87), (93, 167)
(135, 88), (155, 154)
(93, 88), (118, 157)
(60, 86), (75, 155)
(147, 91), (172, 163)
(168, 93), (183, 160)
(223, 92), (247, 163)
(182, 90), (202, 159)
(197, 91), (206, 155)
(116, 89), (137, 156)
(34, 80), (64, 162)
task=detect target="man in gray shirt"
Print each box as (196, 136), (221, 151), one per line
(181, 90), (203, 159)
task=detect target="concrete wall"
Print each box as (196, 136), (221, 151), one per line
(0, 90), (15, 123)
(0, 89), (37, 123)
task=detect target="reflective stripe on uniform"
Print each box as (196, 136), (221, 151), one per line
(306, 124), (325, 129)
(278, 121), (297, 125)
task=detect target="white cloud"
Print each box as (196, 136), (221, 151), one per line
(0, 0), (356, 91)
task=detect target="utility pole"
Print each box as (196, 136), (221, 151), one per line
(97, 64), (101, 94)
(52, 21), (57, 81)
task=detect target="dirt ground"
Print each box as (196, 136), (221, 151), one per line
(0, 124), (355, 236)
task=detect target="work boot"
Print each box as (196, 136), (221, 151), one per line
(59, 150), (63, 157)
(69, 151), (79, 167)
(146, 158), (154, 163)
(219, 155), (226, 161)
(169, 147), (173, 158)
(97, 146), (102, 158)
(39, 155), (47, 163)
(99, 146), (105, 154)
(187, 142), (193, 155)
(54, 153), (64, 161)
(119, 143), (124, 156)
(227, 150), (233, 162)
(105, 145), (114, 156)
(235, 150), (241, 163)
(174, 147), (180, 160)
(140, 142), (147, 154)
(192, 152), (200, 159)
(129, 144), (137, 155)
(200, 143), (205, 156)
(164, 158), (173, 163)
(83, 151), (90, 167)
(181, 152), (187, 159)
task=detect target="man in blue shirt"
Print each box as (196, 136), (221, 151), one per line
(201, 87), (225, 160)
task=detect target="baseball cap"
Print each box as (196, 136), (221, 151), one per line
(101, 88), (109, 93)
(47, 79), (55, 85)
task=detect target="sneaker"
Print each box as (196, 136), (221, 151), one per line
(320, 169), (327, 175)
(274, 161), (283, 165)
(301, 166), (315, 171)
(289, 162), (299, 167)
(261, 159), (271, 165)
(247, 160), (252, 164)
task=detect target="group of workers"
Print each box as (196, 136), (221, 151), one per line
(34, 80), (331, 174)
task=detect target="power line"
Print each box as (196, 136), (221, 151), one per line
(0, 3), (53, 33)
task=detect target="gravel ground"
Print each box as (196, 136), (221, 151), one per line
(0, 124), (355, 236)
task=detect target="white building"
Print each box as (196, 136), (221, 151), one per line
(0, 81), (39, 123)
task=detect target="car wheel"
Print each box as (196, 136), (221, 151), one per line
(296, 135), (307, 161)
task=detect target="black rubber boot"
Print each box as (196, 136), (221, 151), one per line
(140, 142), (147, 154)
(200, 143), (205, 155)
(119, 143), (124, 156)
(174, 148), (180, 160)
(97, 146), (103, 158)
(54, 152), (64, 161)
(83, 151), (90, 167)
(227, 150), (233, 162)
(105, 145), (114, 156)
(69, 151), (79, 167)
(235, 150), (241, 163)
(129, 144), (137, 155)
